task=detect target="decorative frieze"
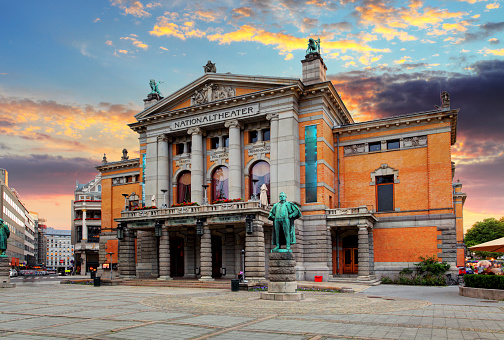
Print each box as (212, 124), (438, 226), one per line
(191, 84), (235, 105)
(344, 143), (365, 155)
(175, 158), (191, 167)
(248, 144), (271, 156)
(403, 135), (427, 147)
(209, 152), (228, 162)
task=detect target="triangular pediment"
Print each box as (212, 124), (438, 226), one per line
(135, 73), (300, 120)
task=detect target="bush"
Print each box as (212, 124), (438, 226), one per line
(464, 274), (504, 290)
(380, 256), (450, 286)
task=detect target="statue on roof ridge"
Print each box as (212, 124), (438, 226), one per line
(203, 60), (216, 73)
(149, 79), (163, 96)
(306, 38), (321, 57)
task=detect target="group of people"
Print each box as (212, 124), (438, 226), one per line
(472, 262), (503, 275)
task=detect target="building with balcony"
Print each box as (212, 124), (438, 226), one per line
(44, 227), (73, 272)
(71, 175), (101, 275)
(97, 52), (466, 283)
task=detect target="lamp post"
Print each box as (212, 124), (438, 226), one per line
(121, 193), (128, 211)
(107, 252), (114, 280)
(161, 189), (168, 208)
(251, 179), (259, 201)
(202, 184), (209, 205)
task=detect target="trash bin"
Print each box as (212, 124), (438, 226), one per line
(90, 271), (96, 279)
(93, 276), (101, 287)
(314, 276), (323, 282)
(231, 279), (240, 292)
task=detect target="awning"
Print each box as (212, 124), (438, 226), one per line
(469, 237), (504, 253)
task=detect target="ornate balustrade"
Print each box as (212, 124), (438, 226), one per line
(326, 205), (373, 216)
(120, 201), (270, 219)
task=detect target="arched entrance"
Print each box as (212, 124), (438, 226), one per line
(170, 236), (184, 277)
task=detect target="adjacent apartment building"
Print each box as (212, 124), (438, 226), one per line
(96, 50), (466, 283)
(44, 228), (74, 273)
(71, 175), (102, 275)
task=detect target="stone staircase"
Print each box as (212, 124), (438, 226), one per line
(328, 274), (381, 286)
(117, 278), (237, 289)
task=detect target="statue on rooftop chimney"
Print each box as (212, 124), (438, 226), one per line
(203, 60), (216, 73)
(306, 38), (321, 57)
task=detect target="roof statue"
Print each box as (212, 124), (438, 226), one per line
(149, 79), (163, 96)
(203, 60), (216, 73)
(441, 91), (450, 109)
(306, 38), (321, 57)
(121, 148), (129, 161)
(102, 153), (107, 165)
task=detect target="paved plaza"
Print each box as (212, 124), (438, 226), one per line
(1, 280), (504, 339)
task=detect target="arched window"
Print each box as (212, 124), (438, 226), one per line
(250, 161), (270, 203)
(212, 166), (229, 202)
(177, 171), (191, 203)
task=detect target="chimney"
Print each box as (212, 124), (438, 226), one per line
(301, 53), (327, 85)
(0, 168), (7, 186)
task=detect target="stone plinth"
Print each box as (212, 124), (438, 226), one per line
(0, 257), (15, 288)
(261, 252), (304, 301)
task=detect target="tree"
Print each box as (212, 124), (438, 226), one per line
(465, 217), (504, 258)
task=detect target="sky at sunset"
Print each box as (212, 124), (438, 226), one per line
(0, 0), (503, 230)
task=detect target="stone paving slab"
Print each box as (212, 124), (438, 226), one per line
(1, 282), (504, 339)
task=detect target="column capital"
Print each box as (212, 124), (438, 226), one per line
(224, 119), (243, 129)
(266, 113), (279, 121)
(157, 134), (170, 142)
(188, 127), (204, 136)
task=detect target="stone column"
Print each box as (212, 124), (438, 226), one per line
(82, 209), (87, 241)
(188, 127), (204, 204)
(266, 113), (279, 200)
(158, 229), (172, 280)
(199, 225), (214, 281)
(245, 220), (266, 282)
(145, 137), (158, 200)
(119, 227), (136, 279)
(157, 135), (169, 204)
(357, 225), (370, 280)
(225, 119), (242, 199)
(368, 228), (375, 277)
(80, 255), (86, 275)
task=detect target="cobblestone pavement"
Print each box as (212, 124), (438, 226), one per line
(1, 282), (504, 339)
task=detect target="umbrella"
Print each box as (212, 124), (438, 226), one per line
(469, 237), (504, 253)
(477, 260), (492, 268)
(260, 184), (268, 206)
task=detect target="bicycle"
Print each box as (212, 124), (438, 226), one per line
(446, 273), (459, 285)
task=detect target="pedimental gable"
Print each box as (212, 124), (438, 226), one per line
(135, 73), (301, 120)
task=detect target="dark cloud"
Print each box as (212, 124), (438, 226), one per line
(303, 17), (319, 31)
(329, 59), (504, 142)
(0, 154), (100, 197)
(462, 22), (504, 43)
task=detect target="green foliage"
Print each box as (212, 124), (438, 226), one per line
(464, 274), (504, 290)
(415, 256), (450, 276)
(380, 256), (450, 286)
(465, 218), (504, 258)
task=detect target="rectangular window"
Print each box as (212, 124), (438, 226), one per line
(223, 135), (229, 147)
(249, 130), (258, 144)
(376, 175), (394, 212)
(369, 142), (381, 152)
(262, 129), (270, 141)
(210, 137), (219, 149)
(175, 144), (184, 155)
(305, 125), (318, 203)
(387, 139), (400, 150)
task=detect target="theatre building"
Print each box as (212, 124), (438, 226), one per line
(98, 53), (466, 283)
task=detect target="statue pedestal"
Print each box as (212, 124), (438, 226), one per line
(0, 257), (15, 288)
(260, 252), (304, 301)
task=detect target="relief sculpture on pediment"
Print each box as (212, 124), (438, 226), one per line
(191, 84), (235, 105)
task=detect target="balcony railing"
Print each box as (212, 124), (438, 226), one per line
(326, 205), (374, 216)
(120, 201), (269, 219)
(74, 201), (101, 210)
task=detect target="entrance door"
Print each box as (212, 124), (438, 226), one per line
(211, 235), (222, 278)
(170, 236), (184, 277)
(343, 248), (358, 274)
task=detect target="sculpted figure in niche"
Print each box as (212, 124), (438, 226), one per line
(268, 192), (302, 252)
(0, 218), (10, 257)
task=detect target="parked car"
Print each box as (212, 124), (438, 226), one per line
(9, 269), (17, 277)
(465, 267), (474, 274)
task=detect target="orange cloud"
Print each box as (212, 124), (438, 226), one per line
(207, 25), (390, 57)
(231, 7), (254, 19)
(120, 35), (149, 49)
(150, 17), (206, 40)
(487, 2), (500, 9)
(110, 0), (151, 18)
(480, 47), (504, 56)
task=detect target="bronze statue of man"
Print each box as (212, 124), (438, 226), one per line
(0, 218), (10, 257)
(268, 192), (301, 252)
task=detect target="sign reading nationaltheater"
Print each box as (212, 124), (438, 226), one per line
(171, 104), (259, 131)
